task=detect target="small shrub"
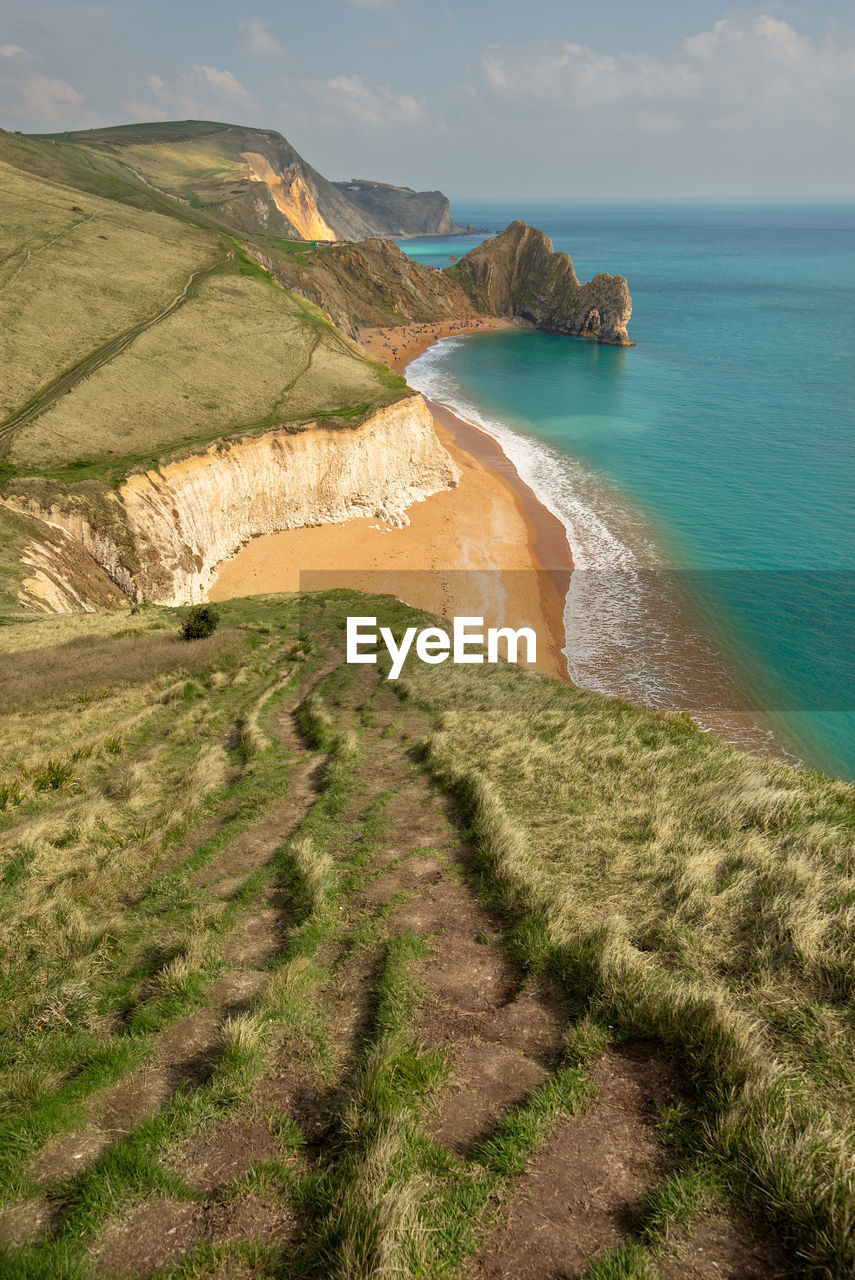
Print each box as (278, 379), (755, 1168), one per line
(180, 604), (220, 642)
(286, 638), (312, 662)
(0, 779), (23, 810)
(29, 758), (76, 792)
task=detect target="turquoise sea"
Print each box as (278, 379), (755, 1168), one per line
(400, 204), (855, 779)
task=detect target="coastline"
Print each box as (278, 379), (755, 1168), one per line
(209, 320), (573, 681)
(359, 315), (526, 372)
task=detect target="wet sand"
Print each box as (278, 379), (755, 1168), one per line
(210, 321), (573, 681)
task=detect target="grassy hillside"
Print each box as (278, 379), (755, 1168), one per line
(42, 122), (267, 209)
(8, 257), (404, 474)
(0, 159), (221, 425)
(0, 145), (403, 489)
(0, 130), (229, 229)
(0, 591), (853, 1277)
(26, 121), (376, 243)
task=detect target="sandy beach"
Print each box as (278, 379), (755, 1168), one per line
(360, 316), (525, 374)
(210, 322), (573, 681)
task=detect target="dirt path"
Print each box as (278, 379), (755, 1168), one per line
(0, 660), (794, 1278)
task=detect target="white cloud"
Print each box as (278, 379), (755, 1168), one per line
(297, 73), (426, 131)
(121, 64), (260, 122)
(17, 73), (85, 120)
(479, 11), (855, 137)
(0, 43), (88, 124)
(238, 17), (286, 58)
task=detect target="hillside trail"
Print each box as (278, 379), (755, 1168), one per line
(0, 247), (232, 448)
(1, 660), (792, 1278)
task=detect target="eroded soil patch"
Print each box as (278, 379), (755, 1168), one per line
(475, 1043), (680, 1279)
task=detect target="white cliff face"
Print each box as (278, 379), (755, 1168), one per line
(3, 395), (459, 608)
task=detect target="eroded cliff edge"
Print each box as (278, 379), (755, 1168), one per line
(2, 395), (458, 609)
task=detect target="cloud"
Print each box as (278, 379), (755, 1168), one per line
(344, 0), (395, 8)
(238, 17), (286, 58)
(0, 43), (87, 124)
(479, 11), (855, 137)
(121, 64), (260, 122)
(295, 73), (426, 132)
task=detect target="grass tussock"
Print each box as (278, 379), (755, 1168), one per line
(290, 836), (335, 919)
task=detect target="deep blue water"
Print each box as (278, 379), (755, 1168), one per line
(400, 204), (855, 778)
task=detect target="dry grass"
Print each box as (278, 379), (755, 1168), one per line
(0, 601), (277, 1050)
(95, 133), (250, 205)
(0, 626), (243, 715)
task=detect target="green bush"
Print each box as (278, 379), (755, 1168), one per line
(180, 604), (220, 642)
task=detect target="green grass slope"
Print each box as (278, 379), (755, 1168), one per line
(0, 129), (226, 229)
(0, 158), (222, 424)
(0, 157), (402, 481)
(0, 592), (852, 1276)
(7, 257), (404, 474)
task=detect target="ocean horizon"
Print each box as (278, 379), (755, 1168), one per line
(401, 202), (855, 779)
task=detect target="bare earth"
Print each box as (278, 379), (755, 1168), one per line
(210, 322), (572, 681)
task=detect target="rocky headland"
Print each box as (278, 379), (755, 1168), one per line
(451, 221), (633, 345)
(261, 223), (632, 344)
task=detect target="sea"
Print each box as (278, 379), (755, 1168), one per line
(399, 203), (855, 779)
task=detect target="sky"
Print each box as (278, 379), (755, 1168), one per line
(1, 0), (854, 198)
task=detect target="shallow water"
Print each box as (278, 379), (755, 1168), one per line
(402, 203), (855, 778)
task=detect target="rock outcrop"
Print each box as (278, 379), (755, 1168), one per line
(17, 531), (125, 614)
(332, 180), (469, 237)
(259, 237), (473, 337)
(2, 395), (459, 607)
(453, 222), (632, 345)
(263, 222), (632, 344)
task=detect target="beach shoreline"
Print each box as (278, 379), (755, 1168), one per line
(359, 316), (526, 373)
(210, 320), (574, 681)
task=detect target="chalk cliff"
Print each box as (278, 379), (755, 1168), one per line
(1, 395), (459, 608)
(452, 222), (633, 345)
